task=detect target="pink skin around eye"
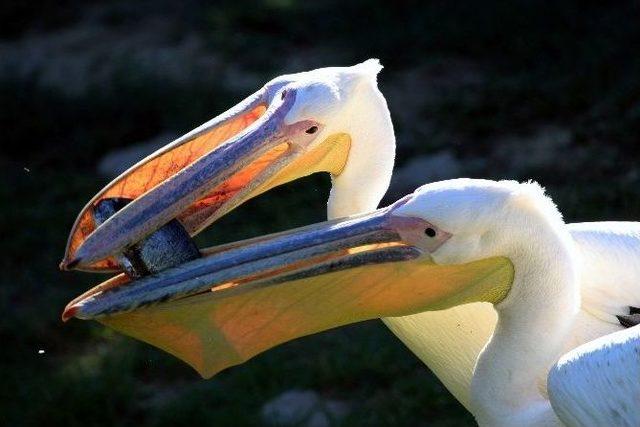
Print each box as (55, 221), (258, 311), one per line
(283, 120), (324, 149)
(387, 215), (452, 254)
(421, 221), (452, 252)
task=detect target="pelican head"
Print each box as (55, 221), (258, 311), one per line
(60, 59), (394, 273)
(396, 178), (569, 264)
(61, 179), (577, 378)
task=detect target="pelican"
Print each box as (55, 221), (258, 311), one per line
(60, 62), (640, 425)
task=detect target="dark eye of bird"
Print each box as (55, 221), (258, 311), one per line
(281, 90), (287, 100)
(306, 126), (319, 134)
(425, 227), (437, 237)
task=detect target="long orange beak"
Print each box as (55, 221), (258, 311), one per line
(60, 84), (350, 274)
(61, 87), (303, 271)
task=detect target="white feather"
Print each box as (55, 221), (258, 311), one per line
(311, 68), (640, 424)
(548, 325), (640, 427)
(380, 187), (640, 425)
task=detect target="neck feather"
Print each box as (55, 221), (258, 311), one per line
(327, 81), (395, 218)
(470, 216), (580, 426)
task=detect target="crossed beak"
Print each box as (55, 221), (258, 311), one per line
(60, 64), (513, 378)
(62, 194), (512, 377)
(64, 197), (426, 320)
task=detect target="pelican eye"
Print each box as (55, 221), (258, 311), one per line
(305, 126), (319, 134)
(281, 90), (287, 100)
(425, 227), (437, 237)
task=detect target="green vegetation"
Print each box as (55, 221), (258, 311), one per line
(2, 1), (639, 425)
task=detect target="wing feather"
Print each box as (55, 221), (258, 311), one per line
(548, 325), (640, 427)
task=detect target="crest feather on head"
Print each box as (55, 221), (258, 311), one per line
(505, 180), (564, 228)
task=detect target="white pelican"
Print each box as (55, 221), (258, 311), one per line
(65, 179), (640, 426)
(60, 62), (640, 425)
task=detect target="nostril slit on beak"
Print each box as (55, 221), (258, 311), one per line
(305, 126), (319, 134)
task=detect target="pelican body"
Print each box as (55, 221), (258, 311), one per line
(60, 61), (640, 426)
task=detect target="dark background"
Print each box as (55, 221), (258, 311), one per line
(2, 1), (639, 425)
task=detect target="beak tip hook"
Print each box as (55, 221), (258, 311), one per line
(61, 304), (79, 322)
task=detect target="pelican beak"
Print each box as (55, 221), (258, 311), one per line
(60, 85), (351, 273)
(62, 195), (513, 378)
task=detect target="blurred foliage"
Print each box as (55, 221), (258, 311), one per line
(2, 0), (640, 426)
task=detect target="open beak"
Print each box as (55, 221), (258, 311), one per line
(60, 85), (350, 273)
(62, 196), (513, 378)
